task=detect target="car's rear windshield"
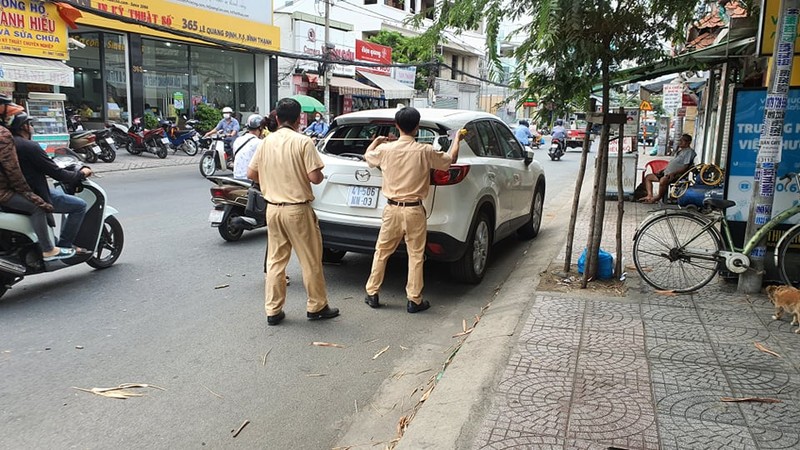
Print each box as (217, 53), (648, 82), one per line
(322, 123), (446, 156)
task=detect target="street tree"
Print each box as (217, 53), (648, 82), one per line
(368, 30), (441, 91)
(416, 0), (705, 284)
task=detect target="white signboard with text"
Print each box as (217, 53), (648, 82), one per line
(294, 21), (356, 77)
(662, 83), (683, 114)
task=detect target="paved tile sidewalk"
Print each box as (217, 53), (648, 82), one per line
(473, 183), (800, 449)
(91, 150), (202, 174)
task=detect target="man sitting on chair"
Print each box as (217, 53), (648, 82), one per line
(640, 134), (696, 204)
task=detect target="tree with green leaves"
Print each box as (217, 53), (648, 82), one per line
(367, 30), (440, 91)
(418, 0), (707, 284)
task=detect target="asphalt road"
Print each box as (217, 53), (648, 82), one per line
(0, 150), (582, 449)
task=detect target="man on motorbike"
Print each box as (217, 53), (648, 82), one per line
(0, 98), (74, 261)
(514, 120), (533, 146)
(232, 114), (265, 180)
(304, 113), (329, 138)
(204, 106), (240, 158)
(10, 111), (93, 254)
(551, 119), (567, 140)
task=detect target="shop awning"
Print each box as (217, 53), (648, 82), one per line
(329, 76), (381, 96)
(0, 55), (74, 87)
(357, 70), (416, 100)
(599, 35), (756, 92)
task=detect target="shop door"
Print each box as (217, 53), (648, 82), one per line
(142, 39), (189, 121)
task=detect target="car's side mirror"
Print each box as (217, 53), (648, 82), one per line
(524, 148), (534, 166)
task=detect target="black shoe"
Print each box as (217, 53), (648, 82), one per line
(364, 293), (380, 308)
(307, 305), (340, 320)
(267, 311), (285, 326)
(407, 300), (430, 313)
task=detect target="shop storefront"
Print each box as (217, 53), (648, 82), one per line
(0, 1), (74, 153)
(354, 40), (415, 108)
(61, 0), (280, 128)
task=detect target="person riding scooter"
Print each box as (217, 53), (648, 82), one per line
(11, 111), (94, 254)
(232, 114), (265, 180)
(204, 106), (240, 159)
(0, 97), (74, 261)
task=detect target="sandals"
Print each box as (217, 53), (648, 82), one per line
(72, 247), (92, 255)
(43, 247), (76, 261)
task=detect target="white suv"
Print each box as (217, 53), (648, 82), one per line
(312, 108), (546, 283)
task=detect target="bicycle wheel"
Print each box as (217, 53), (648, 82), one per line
(633, 212), (722, 292)
(776, 225), (800, 288)
(699, 164), (723, 186)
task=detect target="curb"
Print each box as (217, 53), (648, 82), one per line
(91, 151), (203, 175)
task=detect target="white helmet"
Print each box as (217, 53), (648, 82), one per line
(221, 106), (233, 114)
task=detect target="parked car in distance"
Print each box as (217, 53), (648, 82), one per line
(312, 108), (547, 283)
(638, 120), (657, 146)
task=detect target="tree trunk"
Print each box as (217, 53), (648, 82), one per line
(564, 98), (597, 273)
(582, 56), (611, 288)
(615, 106), (625, 280)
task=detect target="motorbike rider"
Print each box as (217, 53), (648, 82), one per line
(232, 114), (265, 180)
(204, 106), (240, 158)
(304, 112), (329, 138)
(551, 119), (567, 152)
(514, 120), (533, 146)
(0, 98), (74, 261)
(10, 111), (93, 254)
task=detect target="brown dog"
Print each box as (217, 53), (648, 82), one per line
(766, 285), (800, 333)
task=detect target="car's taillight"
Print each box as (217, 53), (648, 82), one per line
(210, 187), (227, 198)
(431, 164), (470, 186)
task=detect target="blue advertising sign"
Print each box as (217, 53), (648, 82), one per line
(726, 88), (800, 223)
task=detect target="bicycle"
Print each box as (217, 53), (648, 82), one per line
(668, 163), (724, 200)
(632, 172), (800, 292)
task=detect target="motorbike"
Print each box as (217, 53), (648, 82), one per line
(0, 148), (124, 299)
(122, 117), (170, 159)
(90, 128), (118, 163)
(207, 176), (266, 241)
(160, 118), (200, 156)
(106, 121), (130, 148)
(549, 137), (566, 161)
(69, 130), (103, 163)
(198, 132), (232, 177)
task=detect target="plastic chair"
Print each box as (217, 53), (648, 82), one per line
(641, 159), (669, 184)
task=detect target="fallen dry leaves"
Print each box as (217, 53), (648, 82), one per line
(372, 345), (390, 360)
(754, 342), (781, 358)
(311, 341), (344, 348)
(73, 383), (165, 399)
(721, 397), (782, 403)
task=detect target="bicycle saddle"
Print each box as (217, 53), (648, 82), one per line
(703, 198), (736, 210)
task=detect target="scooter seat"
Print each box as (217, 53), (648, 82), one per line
(70, 131), (93, 139)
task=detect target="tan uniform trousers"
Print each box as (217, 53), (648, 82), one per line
(365, 204), (427, 303)
(264, 203), (328, 316)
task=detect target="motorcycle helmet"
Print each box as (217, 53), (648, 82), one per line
(8, 111), (32, 133)
(221, 107), (233, 114)
(246, 114), (264, 130)
(0, 100), (25, 129)
(555, 119), (564, 126)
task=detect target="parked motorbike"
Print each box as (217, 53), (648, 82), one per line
(0, 148), (124, 299)
(160, 118), (200, 156)
(207, 176), (266, 241)
(90, 128), (118, 163)
(549, 137), (566, 161)
(123, 117), (170, 158)
(106, 121), (130, 148)
(198, 133), (232, 177)
(69, 130), (102, 163)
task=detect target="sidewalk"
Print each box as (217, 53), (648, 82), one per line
(398, 150), (800, 450)
(90, 149), (203, 175)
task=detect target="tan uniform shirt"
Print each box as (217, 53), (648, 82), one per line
(365, 135), (452, 202)
(248, 127), (324, 203)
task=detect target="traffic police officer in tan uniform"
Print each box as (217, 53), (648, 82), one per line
(247, 98), (339, 325)
(363, 106), (462, 313)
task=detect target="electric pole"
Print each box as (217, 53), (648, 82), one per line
(323, 0), (331, 121)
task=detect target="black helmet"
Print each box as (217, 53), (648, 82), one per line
(0, 100), (25, 129)
(8, 111), (32, 132)
(555, 119), (564, 126)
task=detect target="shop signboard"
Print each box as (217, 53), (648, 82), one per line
(662, 83), (683, 114)
(294, 21), (355, 77)
(356, 40), (391, 76)
(63, 0), (279, 52)
(0, 1), (69, 60)
(392, 66), (416, 87)
(758, 0), (800, 56)
(726, 88), (800, 225)
(623, 107), (639, 137)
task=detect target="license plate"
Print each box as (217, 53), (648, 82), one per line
(105, 138), (115, 145)
(92, 145), (102, 154)
(208, 208), (224, 224)
(346, 185), (379, 208)
(161, 137), (170, 144)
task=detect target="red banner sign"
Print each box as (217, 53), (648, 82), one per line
(356, 39), (391, 75)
